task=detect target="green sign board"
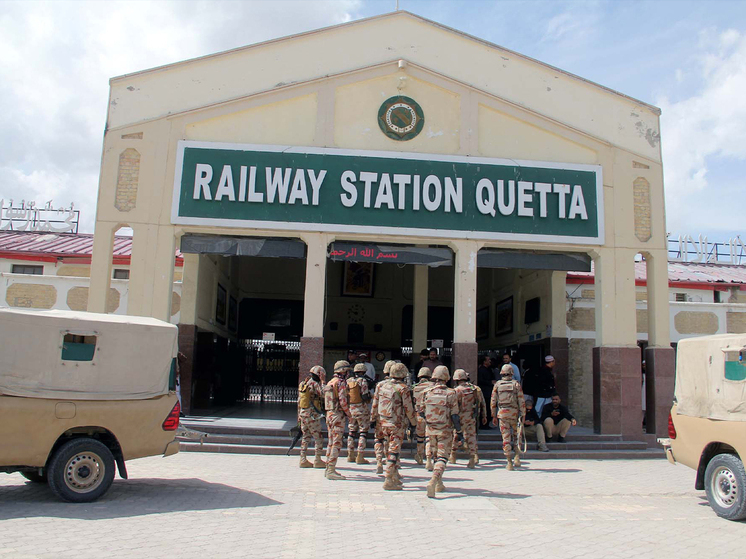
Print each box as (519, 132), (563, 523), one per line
(172, 141), (604, 245)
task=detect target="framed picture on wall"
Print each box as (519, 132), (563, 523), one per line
(342, 261), (375, 297)
(495, 296), (513, 336)
(476, 306), (489, 340)
(216, 284), (227, 325)
(228, 296), (238, 332)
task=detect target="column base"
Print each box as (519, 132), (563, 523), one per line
(451, 342), (478, 378)
(177, 324), (197, 415)
(645, 347), (675, 437)
(300, 337), (324, 384)
(593, 346), (643, 436)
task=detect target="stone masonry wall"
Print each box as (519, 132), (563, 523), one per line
(568, 338), (595, 428)
(115, 148), (140, 212)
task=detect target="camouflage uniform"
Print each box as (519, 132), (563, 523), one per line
(372, 360), (396, 474)
(297, 366), (326, 468)
(412, 367), (433, 467)
(324, 361), (351, 480)
(491, 365), (526, 470)
(423, 366), (461, 498)
(450, 370), (487, 468)
(370, 363), (417, 490)
(346, 364), (372, 464)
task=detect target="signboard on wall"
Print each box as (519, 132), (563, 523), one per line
(172, 141), (604, 245)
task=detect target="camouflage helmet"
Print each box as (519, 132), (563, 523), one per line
(417, 367), (432, 379)
(334, 360), (351, 373)
(432, 365), (450, 382)
(453, 369), (469, 381)
(383, 360), (396, 376)
(390, 363), (409, 379)
(309, 365), (326, 384)
(353, 363), (367, 374)
(500, 364), (514, 377)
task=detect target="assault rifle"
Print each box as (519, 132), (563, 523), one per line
(287, 423), (303, 455)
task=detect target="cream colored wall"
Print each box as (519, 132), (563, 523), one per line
(90, 13), (669, 348)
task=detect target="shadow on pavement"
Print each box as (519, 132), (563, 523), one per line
(0, 477), (281, 520)
(432, 487), (531, 500)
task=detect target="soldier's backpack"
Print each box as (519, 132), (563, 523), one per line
(496, 379), (518, 409)
(459, 383), (478, 420)
(348, 378), (362, 405)
(377, 381), (401, 418)
(424, 386), (451, 429)
(298, 380), (312, 409)
(324, 379), (339, 411)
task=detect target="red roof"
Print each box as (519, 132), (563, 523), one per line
(0, 231), (183, 265)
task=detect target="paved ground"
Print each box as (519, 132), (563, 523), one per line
(2, 453), (745, 558)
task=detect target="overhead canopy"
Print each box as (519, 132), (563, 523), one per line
(477, 249), (591, 272)
(180, 234), (306, 258)
(675, 334), (746, 421)
(329, 242), (452, 267)
(0, 308), (178, 401)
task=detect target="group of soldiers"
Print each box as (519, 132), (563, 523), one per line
(296, 357), (528, 498)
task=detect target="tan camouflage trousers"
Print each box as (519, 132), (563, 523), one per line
(325, 411), (346, 467)
(427, 426), (454, 481)
(415, 415), (431, 459)
(374, 422), (389, 464)
(347, 404), (371, 453)
(498, 410), (519, 459)
(451, 418), (478, 456)
(380, 422), (405, 476)
(299, 409), (323, 459)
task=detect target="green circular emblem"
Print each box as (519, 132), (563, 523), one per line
(378, 96), (425, 141)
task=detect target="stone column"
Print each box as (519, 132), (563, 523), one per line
(592, 249), (642, 436)
(88, 220), (116, 313)
(179, 253), (200, 325)
(644, 250), (675, 437)
(412, 265), (429, 363)
(151, 226), (177, 322)
(451, 240), (480, 375)
(549, 271), (569, 402)
(299, 233), (328, 381)
(177, 324), (197, 415)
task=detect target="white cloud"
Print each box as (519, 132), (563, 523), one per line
(659, 28), (746, 237)
(0, 0), (360, 232)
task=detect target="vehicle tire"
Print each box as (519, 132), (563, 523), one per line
(704, 453), (746, 521)
(47, 438), (116, 503)
(20, 470), (47, 483)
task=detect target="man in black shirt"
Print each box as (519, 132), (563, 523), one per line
(540, 393), (577, 443)
(477, 354), (495, 429)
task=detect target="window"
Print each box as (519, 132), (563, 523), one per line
(61, 334), (97, 361)
(714, 291), (721, 303)
(675, 293), (687, 302)
(112, 269), (130, 280)
(11, 264), (43, 275)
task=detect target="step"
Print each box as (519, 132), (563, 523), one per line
(178, 442), (664, 460)
(177, 432), (649, 452)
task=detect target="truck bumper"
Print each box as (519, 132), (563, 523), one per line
(163, 439), (180, 457)
(658, 438), (676, 465)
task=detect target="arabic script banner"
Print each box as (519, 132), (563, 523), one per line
(172, 141), (604, 245)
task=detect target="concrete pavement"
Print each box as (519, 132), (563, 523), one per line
(1, 453), (745, 558)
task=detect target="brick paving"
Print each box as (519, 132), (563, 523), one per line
(2, 453), (745, 558)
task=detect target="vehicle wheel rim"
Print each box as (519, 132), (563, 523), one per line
(64, 452), (104, 493)
(712, 467), (738, 509)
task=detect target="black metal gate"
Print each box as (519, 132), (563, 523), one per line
(240, 339), (300, 403)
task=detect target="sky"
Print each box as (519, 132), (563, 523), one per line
(0, 0), (744, 248)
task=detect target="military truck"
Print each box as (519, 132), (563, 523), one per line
(659, 334), (746, 521)
(0, 308), (181, 502)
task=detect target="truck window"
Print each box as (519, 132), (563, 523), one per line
(62, 334), (97, 361)
(724, 349), (746, 382)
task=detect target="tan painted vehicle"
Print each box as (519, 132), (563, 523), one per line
(660, 334), (746, 521)
(0, 308), (181, 502)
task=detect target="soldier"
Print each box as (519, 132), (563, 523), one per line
(491, 363), (526, 470)
(370, 363), (417, 490)
(346, 363), (372, 464)
(422, 365), (463, 499)
(372, 360), (396, 474)
(450, 369), (487, 469)
(324, 360), (352, 480)
(297, 365), (326, 469)
(411, 366), (433, 468)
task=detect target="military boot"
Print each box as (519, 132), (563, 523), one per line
(325, 465), (346, 480)
(448, 452), (457, 464)
(506, 457), (514, 471)
(347, 450), (356, 463)
(514, 454), (522, 468)
(356, 452), (370, 465)
(467, 455), (476, 469)
(474, 453), (480, 465)
(376, 459), (384, 475)
(426, 457), (434, 471)
(299, 456), (313, 468)
(414, 451), (424, 465)
(426, 479), (437, 498)
(313, 455), (326, 469)
(382, 473), (401, 491)
(435, 480), (446, 493)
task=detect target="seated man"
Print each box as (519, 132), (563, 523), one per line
(523, 396), (548, 452)
(540, 393), (577, 443)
